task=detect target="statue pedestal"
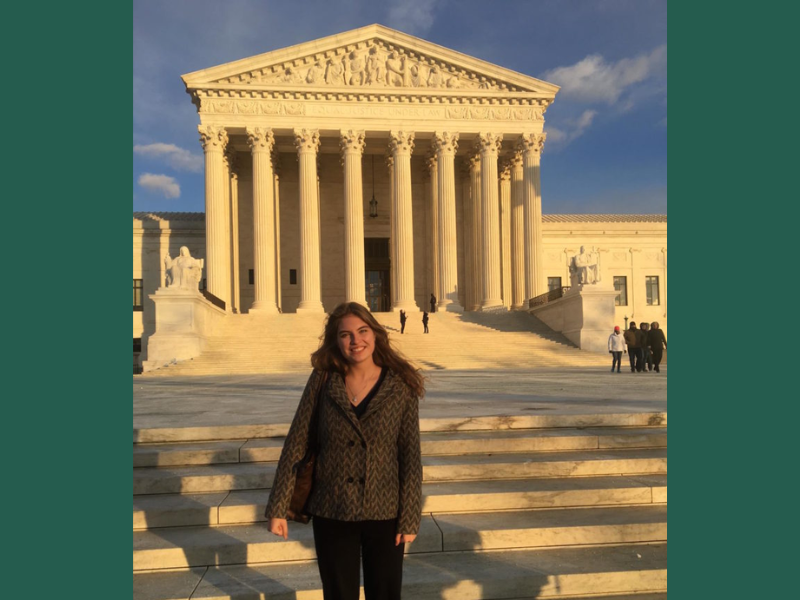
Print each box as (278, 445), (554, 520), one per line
(142, 288), (227, 372)
(530, 283), (617, 353)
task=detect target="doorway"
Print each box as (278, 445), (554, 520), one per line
(365, 238), (390, 312)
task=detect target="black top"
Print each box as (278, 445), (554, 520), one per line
(351, 367), (387, 419)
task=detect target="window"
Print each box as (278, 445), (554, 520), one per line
(133, 338), (142, 353)
(547, 277), (562, 292)
(646, 276), (660, 306)
(133, 279), (143, 311)
(249, 269), (255, 285)
(290, 269), (297, 285)
(614, 276), (628, 306)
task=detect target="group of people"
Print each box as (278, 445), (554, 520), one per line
(398, 294), (437, 335)
(399, 309), (430, 334)
(608, 321), (667, 373)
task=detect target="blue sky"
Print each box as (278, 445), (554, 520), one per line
(133, 0), (666, 215)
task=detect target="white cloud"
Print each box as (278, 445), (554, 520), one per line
(543, 45), (666, 105)
(545, 110), (597, 149)
(386, 0), (443, 35)
(138, 173), (181, 199)
(134, 143), (203, 172)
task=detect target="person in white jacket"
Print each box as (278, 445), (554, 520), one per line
(608, 326), (627, 373)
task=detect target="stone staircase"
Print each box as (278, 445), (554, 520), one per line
(133, 412), (667, 599)
(144, 311), (607, 376)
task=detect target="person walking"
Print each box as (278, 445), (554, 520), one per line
(422, 311), (429, 334)
(624, 322), (643, 372)
(265, 302), (423, 600)
(429, 293), (437, 313)
(640, 322), (653, 372)
(399, 310), (407, 334)
(649, 321), (667, 373)
(608, 325), (627, 373)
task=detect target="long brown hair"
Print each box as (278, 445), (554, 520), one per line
(311, 302), (426, 398)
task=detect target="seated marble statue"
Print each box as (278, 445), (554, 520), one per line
(164, 246), (204, 291)
(569, 246), (600, 286)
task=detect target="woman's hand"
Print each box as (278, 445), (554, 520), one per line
(268, 518), (289, 540)
(395, 533), (417, 546)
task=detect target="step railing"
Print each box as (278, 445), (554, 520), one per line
(528, 286), (570, 308)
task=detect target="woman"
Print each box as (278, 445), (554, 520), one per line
(265, 302), (424, 600)
(608, 325), (627, 373)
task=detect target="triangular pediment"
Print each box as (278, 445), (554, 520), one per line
(182, 24), (558, 97)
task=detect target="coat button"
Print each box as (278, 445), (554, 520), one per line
(348, 440), (355, 447)
(359, 477), (365, 484)
(361, 441), (366, 449)
(347, 477), (354, 483)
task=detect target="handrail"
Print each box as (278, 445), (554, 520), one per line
(202, 289), (226, 311)
(528, 286), (570, 308)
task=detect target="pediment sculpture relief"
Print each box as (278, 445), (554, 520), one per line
(218, 41), (521, 92)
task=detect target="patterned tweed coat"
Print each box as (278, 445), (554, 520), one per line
(264, 368), (422, 535)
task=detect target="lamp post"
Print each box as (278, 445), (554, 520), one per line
(624, 315), (629, 329)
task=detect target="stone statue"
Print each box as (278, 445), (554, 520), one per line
(282, 66), (303, 84)
(348, 51), (366, 86)
(569, 245), (600, 286)
(385, 51), (406, 86)
(164, 246), (204, 291)
(306, 60), (325, 84)
(325, 58), (345, 85)
(365, 46), (385, 85)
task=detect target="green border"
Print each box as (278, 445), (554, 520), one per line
(7, 1), (132, 594)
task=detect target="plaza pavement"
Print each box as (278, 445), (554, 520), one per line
(134, 366), (667, 432)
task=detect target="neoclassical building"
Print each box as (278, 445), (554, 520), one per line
(133, 25), (667, 368)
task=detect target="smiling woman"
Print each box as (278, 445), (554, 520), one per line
(265, 302), (425, 600)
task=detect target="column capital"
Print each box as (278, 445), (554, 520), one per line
(224, 147), (238, 172)
(477, 132), (503, 156)
(388, 130), (415, 155)
(516, 132), (547, 155)
(340, 129), (366, 155)
(432, 131), (459, 156)
(425, 151), (437, 174)
(246, 127), (275, 154)
(510, 151), (524, 170)
(468, 152), (481, 172)
(294, 128), (320, 154)
(198, 125), (228, 152)
(499, 158), (511, 181)
(385, 151), (395, 170)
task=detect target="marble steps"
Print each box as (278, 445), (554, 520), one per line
(134, 413), (667, 444)
(134, 427), (668, 467)
(134, 505), (667, 571)
(134, 474), (667, 530)
(145, 311), (606, 376)
(133, 448), (667, 495)
(133, 542), (667, 600)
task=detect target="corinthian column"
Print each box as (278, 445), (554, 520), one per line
(389, 131), (419, 312)
(199, 125), (230, 309)
(246, 127), (278, 313)
(225, 149), (241, 313)
(518, 132), (547, 302)
(425, 152), (439, 307)
(460, 160), (474, 311)
(272, 148), (283, 312)
(433, 132), (464, 312)
(468, 153), (482, 311)
(340, 130), (367, 306)
(294, 129), (324, 313)
(499, 158), (512, 308)
(477, 133), (504, 310)
(510, 151), (525, 309)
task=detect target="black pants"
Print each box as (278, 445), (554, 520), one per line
(423, 324), (428, 333)
(642, 348), (652, 371)
(611, 351), (622, 371)
(629, 347), (643, 371)
(652, 347), (664, 371)
(312, 516), (404, 600)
